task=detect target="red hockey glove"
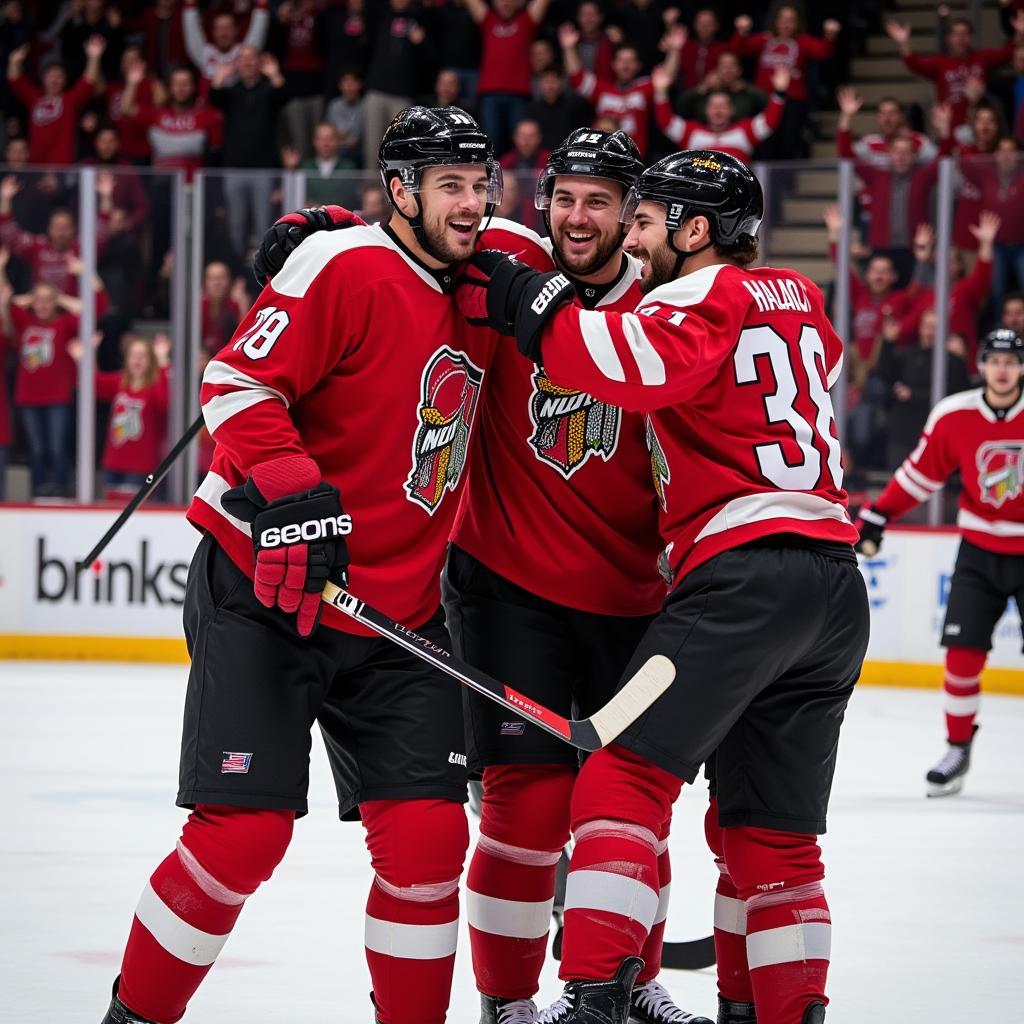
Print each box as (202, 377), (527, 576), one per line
(455, 250), (575, 362)
(220, 455), (352, 637)
(253, 205), (366, 286)
(854, 504), (888, 556)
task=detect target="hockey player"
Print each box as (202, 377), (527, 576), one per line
(454, 151), (870, 1024)
(99, 106), (504, 1024)
(253, 129), (711, 1024)
(856, 328), (1024, 796)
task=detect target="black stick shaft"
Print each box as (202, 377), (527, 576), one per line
(81, 413), (204, 567)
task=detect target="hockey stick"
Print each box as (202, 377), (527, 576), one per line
(82, 413), (204, 567)
(321, 582), (675, 751)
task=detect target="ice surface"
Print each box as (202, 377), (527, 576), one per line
(2, 661), (1023, 1021)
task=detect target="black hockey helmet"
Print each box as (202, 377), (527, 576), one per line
(979, 327), (1024, 363)
(534, 129), (645, 212)
(621, 149), (763, 249)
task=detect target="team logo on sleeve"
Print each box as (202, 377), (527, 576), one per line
(977, 441), (1024, 508)
(645, 416), (671, 511)
(407, 346), (484, 514)
(111, 396), (145, 447)
(527, 369), (620, 478)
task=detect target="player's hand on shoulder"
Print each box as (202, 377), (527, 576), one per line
(854, 503), (888, 556)
(220, 455), (352, 637)
(253, 205), (366, 286)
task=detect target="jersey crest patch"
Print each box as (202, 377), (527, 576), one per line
(645, 416), (671, 511)
(977, 440), (1024, 508)
(111, 396), (145, 447)
(407, 346), (484, 514)
(527, 368), (620, 478)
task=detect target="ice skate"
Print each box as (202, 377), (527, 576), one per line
(538, 956), (644, 1024)
(629, 979), (713, 1023)
(926, 725), (979, 797)
(716, 997), (756, 1024)
(480, 994), (540, 1024)
(100, 979), (156, 1024)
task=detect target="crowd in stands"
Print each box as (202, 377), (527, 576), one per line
(0, 0), (1022, 504)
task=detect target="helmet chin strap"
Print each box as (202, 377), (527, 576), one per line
(667, 228), (714, 279)
(393, 191), (497, 265)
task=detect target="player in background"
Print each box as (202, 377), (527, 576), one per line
(455, 151), (869, 1024)
(99, 107), (502, 1024)
(856, 329), (1024, 797)
(252, 130), (710, 1024)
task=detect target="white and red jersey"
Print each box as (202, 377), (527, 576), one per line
(654, 95), (784, 164)
(187, 225), (497, 636)
(183, 0), (269, 82)
(570, 70), (654, 158)
(848, 130), (937, 214)
(538, 263), (857, 584)
(874, 388), (1024, 554)
(452, 219), (665, 617)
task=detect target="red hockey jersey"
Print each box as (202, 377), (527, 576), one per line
(874, 387), (1024, 554)
(538, 262), (857, 584)
(570, 70), (654, 158)
(655, 95), (784, 163)
(97, 367), (170, 474)
(453, 219), (664, 617)
(187, 225), (497, 636)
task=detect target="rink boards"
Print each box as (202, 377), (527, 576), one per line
(0, 506), (1021, 691)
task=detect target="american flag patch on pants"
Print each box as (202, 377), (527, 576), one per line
(221, 751), (252, 774)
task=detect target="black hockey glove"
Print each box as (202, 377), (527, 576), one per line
(455, 250), (576, 363)
(221, 456), (351, 637)
(253, 205), (366, 286)
(854, 504), (888, 556)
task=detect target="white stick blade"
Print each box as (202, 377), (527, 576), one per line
(588, 654), (676, 747)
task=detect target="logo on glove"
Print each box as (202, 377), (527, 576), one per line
(259, 514), (353, 548)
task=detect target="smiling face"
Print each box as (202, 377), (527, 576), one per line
(549, 175), (625, 278)
(705, 92), (735, 132)
(399, 164), (491, 264)
(623, 200), (682, 294)
(865, 255), (896, 297)
(48, 210), (75, 250)
(612, 46), (641, 87)
(125, 339), (154, 382)
(31, 283), (59, 320)
(876, 99), (904, 138)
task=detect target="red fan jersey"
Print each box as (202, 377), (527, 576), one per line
(97, 368), (170, 474)
(729, 33), (834, 103)
(9, 305), (79, 406)
(537, 262), (857, 585)
(874, 388), (1024, 554)
(187, 225), (497, 636)
(570, 70), (655, 158)
(655, 94), (784, 163)
(453, 219), (664, 617)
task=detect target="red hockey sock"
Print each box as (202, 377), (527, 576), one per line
(636, 817), (673, 983)
(466, 764), (575, 999)
(560, 744), (682, 981)
(118, 805), (294, 1023)
(724, 827), (830, 1024)
(361, 799), (469, 1024)
(704, 799), (753, 1003)
(943, 647), (986, 744)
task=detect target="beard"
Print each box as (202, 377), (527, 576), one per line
(552, 227), (622, 278)
(638, 242), (680, 294)
(420, 207), (481, 264)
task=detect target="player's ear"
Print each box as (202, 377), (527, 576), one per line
(389, 176), (420, 219)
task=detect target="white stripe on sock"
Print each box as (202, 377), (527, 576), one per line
(134, 881), (230, 967)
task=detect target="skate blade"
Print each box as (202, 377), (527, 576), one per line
(927, 777), (965, 797)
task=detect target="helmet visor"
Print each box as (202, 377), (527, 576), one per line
(394, 158), (504, 206)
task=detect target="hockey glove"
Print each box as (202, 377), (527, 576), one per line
(253, 205), (365, 286)
(455, 250), (575, 363)
(220, 455), (351, 637)
(854, 504), (888, 556)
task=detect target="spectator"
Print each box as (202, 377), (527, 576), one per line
(877, 308), (972, 468)
(199, 261), (247, 356)
(1001, 289), (1024, 334)
(678, 10), (728, 91)
(276, 0), (326, 159)
(899, 210), (1001, 364)
(574, 1), (614, 82)
(6, 37), (105, 165)
(677, 51), (766, 121)
(131, 0), (188, 83)
(420, 68), (475, 120)
(944, 101), (1003, 253)
(95, 198), (144, 319)
(498, 118), (548, 228)
(837, 122), (943, 285)
(182, 0), (270, 85)
(104, 47), (165, 166)
(959, 137), (1024, 312)
(494, 166), (521, 220)
(121, 63), (223, 181)
(730, 8), (841, 160)
(1, 138), (71, 241)
(887, 14), (1024, 133)
(322, 0), (369, 89)
(524, 66), (593, 150)
(88, 132), (151, 234)
(69, 331), (171, 499)
(529, 38), (558, 97)
(654, 64), (789, 164)
(561, 21), (683, 159)
(361, 1), (434, 171)
(355, 181), (386, 223)
(294, 122), (357, 207)
(56, 0), (124, 82)
(422, 0), (482, 105)
(466, 0), (554, 157)
(211, 48), (287, 256)
(326, 69), (365, 164)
